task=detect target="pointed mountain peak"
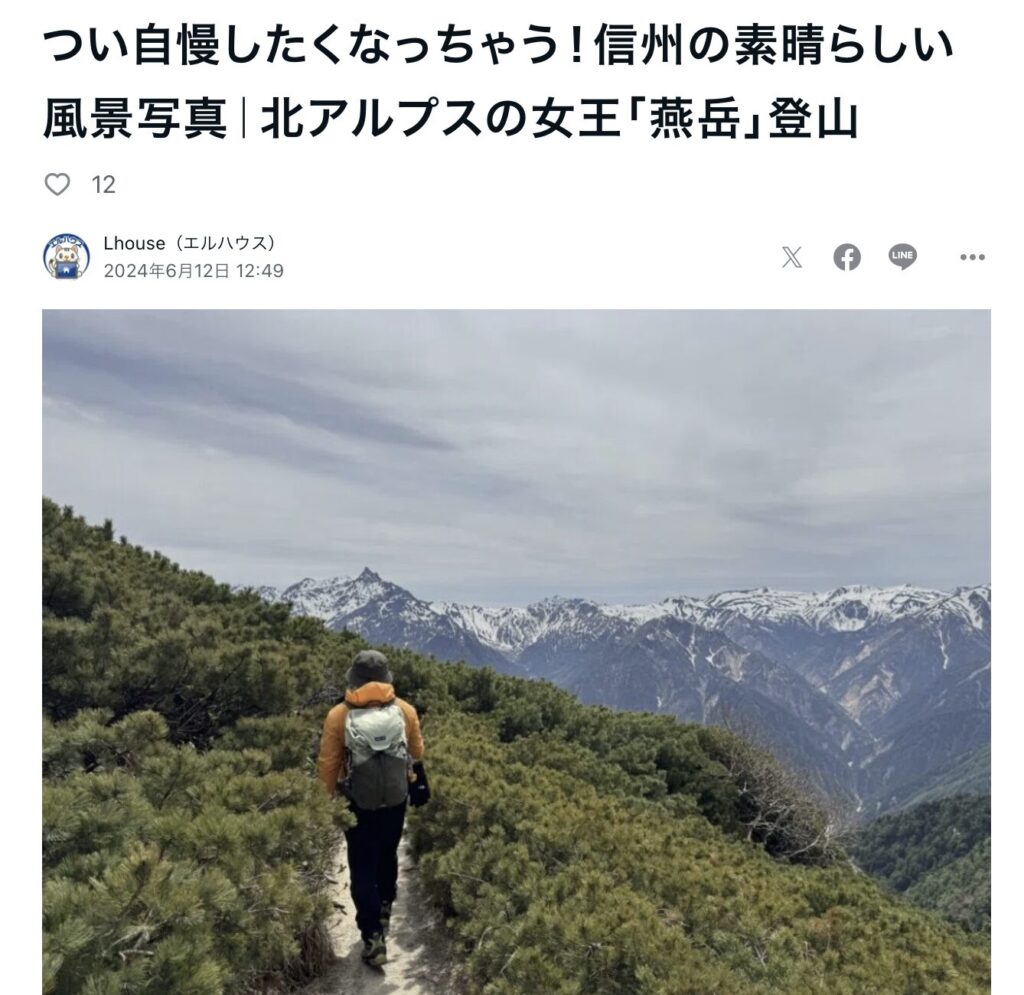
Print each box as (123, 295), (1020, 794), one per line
(356, 567), (383, 583)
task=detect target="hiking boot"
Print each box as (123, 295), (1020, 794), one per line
(379, 900), (393, 937)
(361, 931), (387, 967)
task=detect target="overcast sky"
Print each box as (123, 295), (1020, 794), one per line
(42, 310), (990, 605)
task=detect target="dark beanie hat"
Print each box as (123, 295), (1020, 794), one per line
(347, 649), (392, 688)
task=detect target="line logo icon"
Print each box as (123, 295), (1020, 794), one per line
(889, 243), (917, 270)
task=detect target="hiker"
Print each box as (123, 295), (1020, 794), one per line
(317, 650), (429, 967)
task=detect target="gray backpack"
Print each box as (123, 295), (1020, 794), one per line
(343, 702), (410, 810)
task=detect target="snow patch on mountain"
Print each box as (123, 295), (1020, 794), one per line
(281, 570), (396, 620)
(678, 584), (960, 633)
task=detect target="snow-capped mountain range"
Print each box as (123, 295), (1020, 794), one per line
(440, 583), (989, 655)
(247, 571), (990, 817)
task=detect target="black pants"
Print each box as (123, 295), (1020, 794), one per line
(344, 800), (407, 940)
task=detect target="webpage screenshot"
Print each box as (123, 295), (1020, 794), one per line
(7, 2), (1016, 993)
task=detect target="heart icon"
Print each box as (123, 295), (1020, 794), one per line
(45, 173), (70, 196)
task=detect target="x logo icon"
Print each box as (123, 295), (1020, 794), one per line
(782, 246), (802, 268)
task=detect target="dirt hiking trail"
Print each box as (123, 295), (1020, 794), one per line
(302, 840), (467, 995)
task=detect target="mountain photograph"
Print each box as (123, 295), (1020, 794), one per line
(43, 310), (991, 993)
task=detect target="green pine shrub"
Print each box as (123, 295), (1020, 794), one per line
(42, 709), (350, 994)
(403, 712), (989, 994)
(42, 503), (352, 993)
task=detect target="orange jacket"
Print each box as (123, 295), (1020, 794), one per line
(317, 681), (425, 797)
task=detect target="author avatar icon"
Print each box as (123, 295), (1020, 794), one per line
(44, 233), (90, 279)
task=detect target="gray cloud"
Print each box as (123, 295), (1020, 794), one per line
(43, 324), (454, 451)
(42, 310), (990, 604)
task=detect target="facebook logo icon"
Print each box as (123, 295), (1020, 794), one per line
(833, 244), (862, 272)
